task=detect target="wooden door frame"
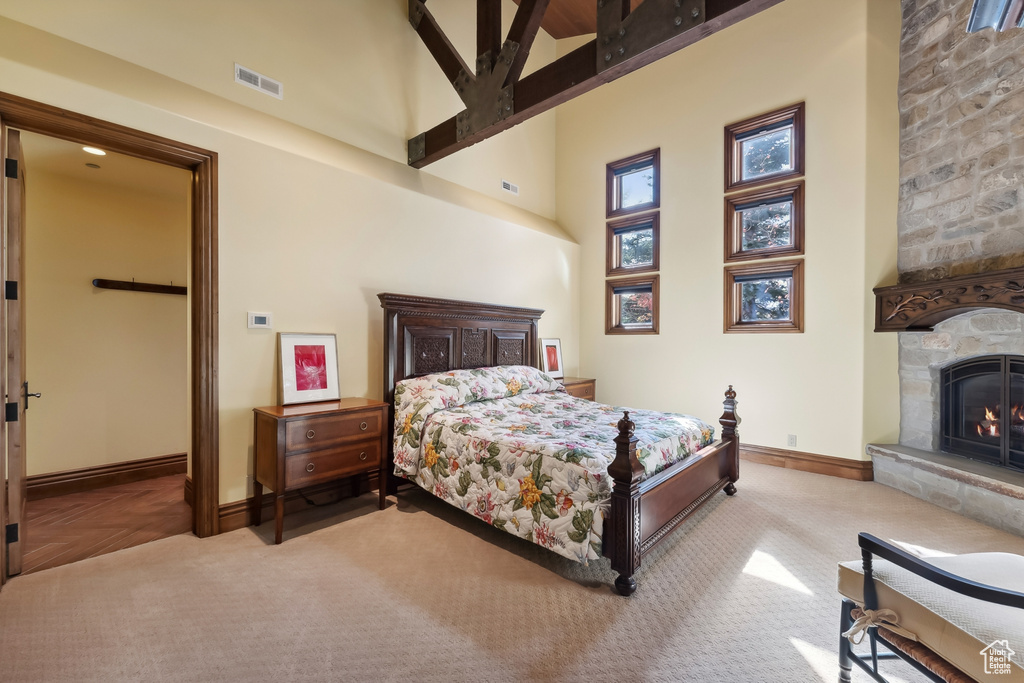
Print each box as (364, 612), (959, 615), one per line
(0, 91), (219, 540)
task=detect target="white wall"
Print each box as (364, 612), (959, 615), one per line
(554, 0), (901, 459)
(25, 169), (190, 475)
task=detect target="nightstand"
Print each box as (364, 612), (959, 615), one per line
(561, 377), (596, 401)
(252, 398), (388, 544)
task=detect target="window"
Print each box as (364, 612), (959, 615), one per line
(724, 182), (804, 262)
(606, 148), (660, 217)
(725, 103), (804, 192)
(607, 213), (659, 276)
(724, 260), (803, 333)
(606, 275), (659, 335)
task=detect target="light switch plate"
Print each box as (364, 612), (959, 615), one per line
(248, 311), (272, 329)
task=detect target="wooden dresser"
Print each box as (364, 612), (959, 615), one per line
(252, 398), (387, 543)
(561, 377), (596, 401)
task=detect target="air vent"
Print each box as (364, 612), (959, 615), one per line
(501, 179), (520, 196)
(234, 64), (283, 99)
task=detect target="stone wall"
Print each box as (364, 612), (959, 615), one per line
(898, 0), (1024, 283)
(899, 310), (1024, 449)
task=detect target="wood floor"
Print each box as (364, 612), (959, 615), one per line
(20, 474), (191, 575)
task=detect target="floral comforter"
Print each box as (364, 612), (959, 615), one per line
(392, 366), (715, 563)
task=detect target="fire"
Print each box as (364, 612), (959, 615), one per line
(977, 405), (1000, 438)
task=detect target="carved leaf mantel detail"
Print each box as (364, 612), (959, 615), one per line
(874, 266), (1024, 332)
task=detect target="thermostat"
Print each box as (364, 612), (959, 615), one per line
(248, 312), (273, 329)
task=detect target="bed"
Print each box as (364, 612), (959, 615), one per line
(377, 293), (740, 595)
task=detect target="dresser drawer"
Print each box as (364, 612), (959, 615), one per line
(286, 441), (381, 488)
(565, 382), (594, 400)
(285, 409), (383, 451)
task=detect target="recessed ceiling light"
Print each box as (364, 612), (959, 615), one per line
(85, 163), (101, 169)
(82, 146), (106, 156)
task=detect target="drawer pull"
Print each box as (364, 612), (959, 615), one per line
(306, 429), (315, 439)
(359, 451), (368, 461)
(306, 463), (315, 473)
(359, 421), (368, 431)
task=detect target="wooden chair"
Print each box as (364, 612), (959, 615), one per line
(837, 532), (1024, 682)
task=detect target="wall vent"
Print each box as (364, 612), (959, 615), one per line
(234, 64), (283, 99)
(501, 179), (520, 196)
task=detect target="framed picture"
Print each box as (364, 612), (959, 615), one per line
(539, 338), (564, 379)
(278, 333), (340, 405)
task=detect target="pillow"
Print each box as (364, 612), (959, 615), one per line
(392, 365), (563, 476)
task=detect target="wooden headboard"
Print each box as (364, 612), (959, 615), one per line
(378, 292), (543, 411)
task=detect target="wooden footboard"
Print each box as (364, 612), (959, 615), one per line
(604, 386), (740, 596)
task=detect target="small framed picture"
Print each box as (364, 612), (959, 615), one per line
(539, 338), (564, 379)
(278, 333), (340, 405)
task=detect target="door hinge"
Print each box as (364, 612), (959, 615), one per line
(4, 281), (17, 301)
(5, 523), (17, 544)
(5, 402), (17, 422)
(4, 158), (16, 179)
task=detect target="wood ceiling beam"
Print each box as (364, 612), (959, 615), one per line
(409, 0), (784, 168)
(410, 0), (474, 86)
(504, 0), (552, 86)
(477, 0), (502, 71)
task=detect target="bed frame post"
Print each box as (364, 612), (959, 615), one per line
(608, 411), (643, 596)
(719, 385), (740, 496)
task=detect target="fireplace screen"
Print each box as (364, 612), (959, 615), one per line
(941, 355), (1024, 471)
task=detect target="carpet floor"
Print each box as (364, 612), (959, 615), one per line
(1, 461), (1022, 682)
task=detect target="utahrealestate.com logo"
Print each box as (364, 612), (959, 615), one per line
(981, 640), (1015, 676)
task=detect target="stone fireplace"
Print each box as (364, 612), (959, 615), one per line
(867, 1), (1024, 535)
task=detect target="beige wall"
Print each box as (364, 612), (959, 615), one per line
(25, 169), (191, 476)
(0, 0), (557, 219)
(0, 10), (578, 503)
(555, 0), (901, 459)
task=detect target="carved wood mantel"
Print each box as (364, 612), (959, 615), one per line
(873, 266), (1024, 332)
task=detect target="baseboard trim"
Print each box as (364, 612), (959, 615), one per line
(185, 473), (380, 534)
(27, 453), (188, 501)
(741, 444), (873, 481)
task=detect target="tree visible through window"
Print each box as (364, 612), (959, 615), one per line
(724, 260), (803, 333)
(606, 274), (659, 335)
(725, 103), (804, 192)
(607, 213), (659, 276)
(725, 182), (804, 262)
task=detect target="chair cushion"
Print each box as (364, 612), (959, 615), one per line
(838, 552), (1024, 682)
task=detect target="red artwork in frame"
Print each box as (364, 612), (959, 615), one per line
(293, 344), (328, 391)
(278, 333), (340, 405)
(545, 345), (560, 373)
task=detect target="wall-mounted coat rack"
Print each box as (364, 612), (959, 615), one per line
(92, 278), (187, 296)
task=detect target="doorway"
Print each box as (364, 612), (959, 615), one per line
(0, 92), (219, 586)
(17, 131), (192, 573)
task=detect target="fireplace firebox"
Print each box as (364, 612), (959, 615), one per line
(941, 355), (1024, 471)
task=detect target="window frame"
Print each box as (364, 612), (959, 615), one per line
(606, 148), (660, 218)
(724, 102), (805, 193)
(606, 274), (660, 335)
(723, 259), (804, 333)
(724, 181), (804, 262)
(606, 213), (660, 277)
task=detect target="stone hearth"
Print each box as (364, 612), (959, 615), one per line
(869, 444), (1024, 536)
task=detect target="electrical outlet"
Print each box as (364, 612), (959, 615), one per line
(787, 434), (797, 447)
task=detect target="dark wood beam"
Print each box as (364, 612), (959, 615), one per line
(477, 0), (502, 71)
(410, 0), (473, 86)
(504, 0), (552, 86)
(410, 0), (785, 168)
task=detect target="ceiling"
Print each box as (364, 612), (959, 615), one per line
(17, 130), (190, 197)
(512, 0), (646, 39)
